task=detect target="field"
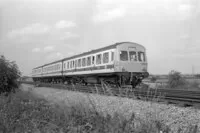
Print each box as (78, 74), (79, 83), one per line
(1, 84), (199, 133)
(143, 77), (200, 90)
(0, 87), (171, 133)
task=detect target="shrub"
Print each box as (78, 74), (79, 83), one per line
(190, 80), (200, 89)
(150, 76), (157, 83)
(0, 55), (21, 94)
(168, 70), (186, 88)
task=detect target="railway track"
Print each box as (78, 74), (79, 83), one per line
(20, 81), (200, 108)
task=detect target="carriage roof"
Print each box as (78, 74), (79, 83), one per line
(33, 42), (143, 69)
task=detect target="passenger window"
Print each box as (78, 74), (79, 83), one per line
(67, 62), (70, 69)
(78, 59), (81, 67)
(111, 52), (114, 61)
(82, 58), (86, 67)
(87, 57), (91, 66)
(92, 56), (95, 65)
(103, 52), (109, 63)
(138, 52), (145, 62)
(64, 63), (66, 69)
(120, 51), (128, 61)
(70, 61), (73, 68)
(75, 60), (78, 68)
(96, 54), (102, 65)
(72, 61), (75, 68)
(129, 51), (137, 61)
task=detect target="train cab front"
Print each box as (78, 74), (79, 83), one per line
(114, 42), (149, 87)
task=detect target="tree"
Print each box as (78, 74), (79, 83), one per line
(195, 74), (200, 78)
(150, 76), (157, 83)
(0, 55), (21, 94)
(168, 70), (185, 88)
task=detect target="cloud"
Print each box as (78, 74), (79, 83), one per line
(59, 32), (79, 40)
(7, 23), (50, 38)
(55, 20), (76, 29)
(46, 52), (63, 61)
(67, 52), (75, 56)
(93, 0), (196, 23)
(93, 6), (126, 23)
(32, 48), (41, 52)
(177, 4), (194, 20)
(180, 34), (190, 40)
(7, 21), (78, 42)
(43, 46), (55, 53)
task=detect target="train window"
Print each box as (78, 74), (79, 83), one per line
(96, 54), (102, 65)
(103, 52), (109, 63)
(67, 62), (70, 69)
(74, 60), (78, 68)
(92, 56), (95, 65)
(72, 61), (75, 68)
(120, 51), (128, 61)
(64, 63), (65, 69)
(70, 61), (73, 68)
(138, 52), (145, 62)
(82, 58), (86, 67)
(87, 57), (91, 66)
(129, 51), (137, 61)
(111, 52), (114, 61)
(78, 59), (81, 67)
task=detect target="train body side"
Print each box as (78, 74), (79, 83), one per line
(31, 42), (149, 86)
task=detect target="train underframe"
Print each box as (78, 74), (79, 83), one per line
(33, 72), (149, 88)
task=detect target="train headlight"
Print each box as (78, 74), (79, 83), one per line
(122, 67), (126, 72)
(142, 67), (147, 72)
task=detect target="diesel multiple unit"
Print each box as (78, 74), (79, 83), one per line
(32, 42), (149, 87)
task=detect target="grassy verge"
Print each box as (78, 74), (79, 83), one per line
(0, 89), (198, 133)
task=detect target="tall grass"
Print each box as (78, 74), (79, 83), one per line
(0, 89), (179, 133)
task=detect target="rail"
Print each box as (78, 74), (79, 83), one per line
(20, 81), (200, 108)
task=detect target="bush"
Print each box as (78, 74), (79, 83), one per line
(150, 76), (157, 83)
(0, 55), (21, 94)
(190, 80), (200, 89)
(168, 70), (186, 88)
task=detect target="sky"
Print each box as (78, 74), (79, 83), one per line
(0, 0), (200, 76)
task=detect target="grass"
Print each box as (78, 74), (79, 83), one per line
(0, 87), (199, 133)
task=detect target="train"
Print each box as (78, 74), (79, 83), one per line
(31, 42), (149, 88)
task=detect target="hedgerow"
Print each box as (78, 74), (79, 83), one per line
(0, 55), (21, 94)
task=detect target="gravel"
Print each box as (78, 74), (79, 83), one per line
(21, 84), (200, 132)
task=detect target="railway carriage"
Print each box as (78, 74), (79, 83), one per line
(32, 42), (149, 87)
